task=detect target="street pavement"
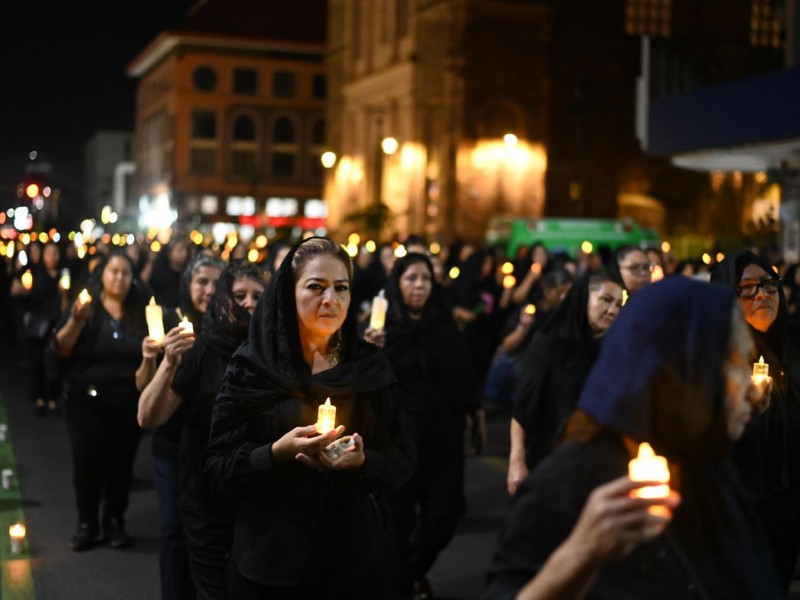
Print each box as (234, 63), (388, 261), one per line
(0, 335), (513, 600)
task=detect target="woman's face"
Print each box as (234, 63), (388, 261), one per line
(618, 249), (652, 294)
(724, 309), (755, 440)
(190, 265), (222, 314)
(232, 275), (265, 314)
(101, 256), (133, 299)
(586, 281), (624, 337)
(295, 255), (351, 340)
(399, 261), (433, 314)
(541, 282), (572, 311)
(169, 243), (190, 270)
(737, 263), (780, 333)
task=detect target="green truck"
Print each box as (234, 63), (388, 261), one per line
(485, 216), (661, 259)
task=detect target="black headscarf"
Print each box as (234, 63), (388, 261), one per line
(382, 253), (476, 417)
(538, 271), (602, 362)
(201, 260), (269, 359)
(210, 237), (396, 434)
(179, 252), (225, 334)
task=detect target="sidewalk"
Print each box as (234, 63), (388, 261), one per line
(0, 339), (161, 599)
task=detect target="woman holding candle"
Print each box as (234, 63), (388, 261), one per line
(138, 251), (224, 600)
(485, 277), (782, 600)
(206, 237), (414, 598)
(364, 252), (478, 599)
(508, 272), (623, 495)
(710, 250), (800, 591)
(138, 260), (267, 599)
(54, 251), (150, 551)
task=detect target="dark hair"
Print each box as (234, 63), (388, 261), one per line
(87, 250), (148, 332)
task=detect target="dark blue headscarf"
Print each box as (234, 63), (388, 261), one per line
(577, 276), (735, 462)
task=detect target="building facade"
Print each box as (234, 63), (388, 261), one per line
(126, 0), (328, 241)
(326, 0), (786, 249)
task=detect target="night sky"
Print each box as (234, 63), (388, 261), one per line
(0, 1), (196, 204)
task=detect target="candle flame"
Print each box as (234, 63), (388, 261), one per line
(149, 296), (157, 306)
(622, 290), (629, 306)
(758, 356), (765, 364)
(8, 523), (25, 538)
(324, 398), (331, 406)
(79, 289), (91, 304)
(524, 304), (536, 315)
(637, 442), (655, 460)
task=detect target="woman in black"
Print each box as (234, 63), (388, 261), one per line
(365, 252), (476, 599)
(206, 237), (415, 599)
(10, 240), (66, 415)
(485, 277), (782, 600)
(710, 250), (800, 592)
(508, 272), (623, 495)
(54, 251), (150, 550)
(138, 260), (268, 599)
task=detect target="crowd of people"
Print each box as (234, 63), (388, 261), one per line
(0, 229), (799, 599)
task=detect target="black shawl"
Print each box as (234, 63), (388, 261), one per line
(513, 272), (602, 468)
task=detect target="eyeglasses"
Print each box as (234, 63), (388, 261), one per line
(736, 278), (781, 299)
(620, 263), (654, 275)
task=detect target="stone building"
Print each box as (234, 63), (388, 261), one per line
(325, 0), (785, 247)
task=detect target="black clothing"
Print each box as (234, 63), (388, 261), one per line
(486, 433), (781, 600)
(58, 286), (147, 528)
(381, 254), (472, 591)
(486, 277), (783, 600)
(513, 272), (601, 469)
(711, 251), (800, 588)
(206, 237), (415, 590)
(149, 251), (184, 313)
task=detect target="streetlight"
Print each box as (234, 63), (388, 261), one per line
(381, 137), (399, 155)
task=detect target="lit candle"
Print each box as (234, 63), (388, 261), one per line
(178, 316), (194, 335)
(9, 523), (25, 555)
(752, 355), (769, 385)
(1, 468), (12, 490)
(145, 297), (165, 344)
(523, 304), (536, 316)
(622, 289), (629, 306)
(369, 290), (388, 331)
(21, 271), (33, 290)
(530, 262), (542, 275)
(502, 275), (516, 289)
(316, 398), (336, 434)
(628, 442), (670, 511)
(59, 268), (71, 291)
(651, 265), (664, 282)
(78, 289), (92, 305)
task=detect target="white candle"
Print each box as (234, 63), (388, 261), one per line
(628, 442), (670, 501)
(178, 316), (194, 335)
(316, 398), (336, 434)
(59, 268), (71, 291)
(145, 297), (165, 344)
(369, 290), (388, 331)
(752, 356), (769, 385)
(9, 523), (25, 555)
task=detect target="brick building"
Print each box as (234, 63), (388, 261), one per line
(126, 0), (329, 241)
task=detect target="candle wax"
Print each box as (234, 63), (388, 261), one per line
(628, 442), (670, 499)
(316, 398), (336, 434)
(145, 297), (166, 344)
(369, 290), (388, 331)
(179, 317), (194, 335)
(752, 356), (769, 385)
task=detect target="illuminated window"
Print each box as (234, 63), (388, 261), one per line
(751, 0), (782, 48)
(200, 196), (218, 215)
(625, 0), (672, 38)
(226, 196), (256, 216)
(266, 197), (299, 217)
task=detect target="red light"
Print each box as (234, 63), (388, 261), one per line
(25, 183), (39, 199)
